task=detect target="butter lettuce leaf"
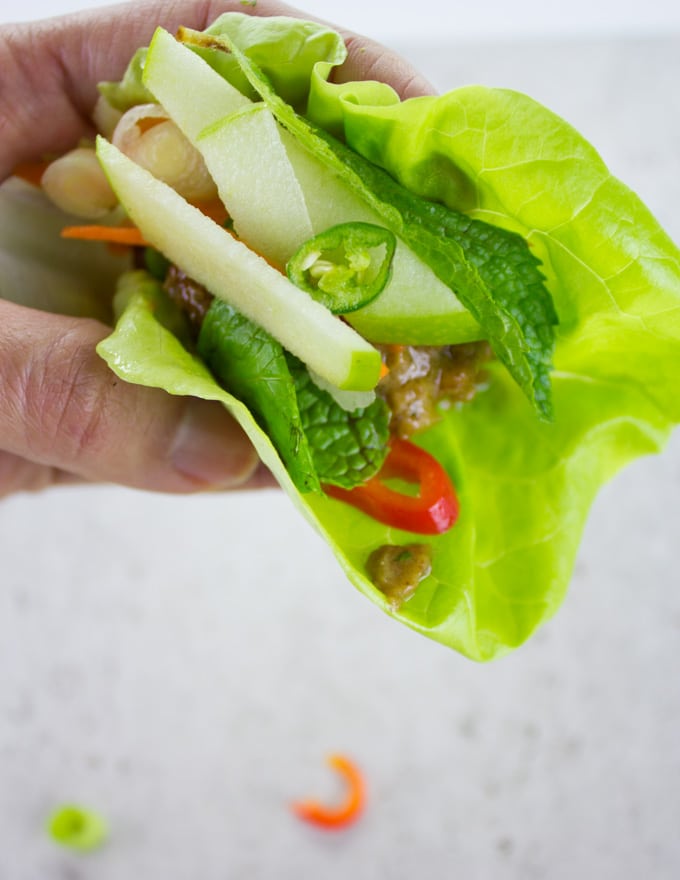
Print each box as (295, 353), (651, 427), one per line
(99, 14), (345, 113)
(103, 273), (389, 495)
(98, 48), (155, 112)
(95, 16), (680, 660)
(204, 13), (346, 109)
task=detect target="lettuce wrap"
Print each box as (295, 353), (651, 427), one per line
(80, 14), (680, 660)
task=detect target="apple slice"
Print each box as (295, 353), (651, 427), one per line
(281, 132), (483, 344)
(143, 28), (313, 267)
(197, 106), (313, 267)
(143, 26), (250, 140)
(96, 137), (381, 391)
(143, 26), (481, 344)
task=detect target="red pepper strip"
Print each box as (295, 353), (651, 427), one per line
(292, 754), (365, 829)
(324, 437), (459, 535)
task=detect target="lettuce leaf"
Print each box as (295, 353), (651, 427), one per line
(98, 48), (155, 112)
(204, 14), (346, 109)
(96, 15), (680, 660)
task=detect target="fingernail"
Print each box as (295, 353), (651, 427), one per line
(171, 398), (258, 489)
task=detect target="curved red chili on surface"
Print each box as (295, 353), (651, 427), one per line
(324, 437), (459, 535)
(292, 754), (366, 829)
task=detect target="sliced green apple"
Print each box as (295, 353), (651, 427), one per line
(142, 25), (481, 344)
(143, 27), (313, 268)
(143, 27), (250, 140)
(96, 137), (381, 391)
(197, 106), (313, 267)
(281, 133), (483, 344)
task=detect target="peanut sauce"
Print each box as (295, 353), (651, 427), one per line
(366, 543), (433, 610)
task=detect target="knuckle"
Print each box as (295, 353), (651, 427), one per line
(21, 323), (114, 463)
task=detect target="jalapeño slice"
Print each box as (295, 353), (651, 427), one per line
(287, 222), (396, 314)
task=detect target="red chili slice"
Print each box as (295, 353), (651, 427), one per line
(324, 437), (459, 535)
(292, 754), (365, 829)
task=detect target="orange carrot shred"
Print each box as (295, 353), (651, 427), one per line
(60, 225), (148, 246)
(292, 754), (365, 829)
(60, 201), (229, 250)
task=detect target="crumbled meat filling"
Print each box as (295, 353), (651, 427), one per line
(163, 265), (214, 335)
(377, 342), (492, 437)
(366, 543), (433, 610)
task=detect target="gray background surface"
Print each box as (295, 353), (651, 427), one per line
(1, 4), (679, 879)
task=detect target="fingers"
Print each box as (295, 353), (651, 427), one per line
(333, 34), (436, 99)
(0, 299), (268, 495)
(0, 450), (79, 498)
(0, 0), (295, 181)
(0, 0), (434, 180)
(0, 0), (432, 500)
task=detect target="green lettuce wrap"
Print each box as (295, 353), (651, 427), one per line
(95, 14), (680, 661)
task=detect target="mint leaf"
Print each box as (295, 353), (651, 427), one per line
(327, 149), (557, 418)
(197, 299), (320, 493)
(287, 356), (390, 488)
(189, 26), (556, 420)
(197, 301), (387, 491)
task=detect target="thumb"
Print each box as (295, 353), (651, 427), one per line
(0, 299), (264, 493)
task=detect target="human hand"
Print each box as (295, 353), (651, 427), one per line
(0, 0), (434, 498)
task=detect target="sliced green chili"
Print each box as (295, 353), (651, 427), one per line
(47, 804), (108, 852)
(286, 222), (396, 314)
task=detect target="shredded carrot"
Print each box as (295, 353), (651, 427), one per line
(380, 343), (406, 377)
(292, 754), (365, 829)
(60, 225), (148, 246)
(59, 200), (229, 250)
(12, 159), (51, 187)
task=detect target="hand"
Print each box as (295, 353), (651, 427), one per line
(0, 0), (434, 498)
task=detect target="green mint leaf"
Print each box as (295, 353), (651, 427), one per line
(197, 299), (320, 494)
(331, 154), (557, 418)
(287, 356), (390, 488)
